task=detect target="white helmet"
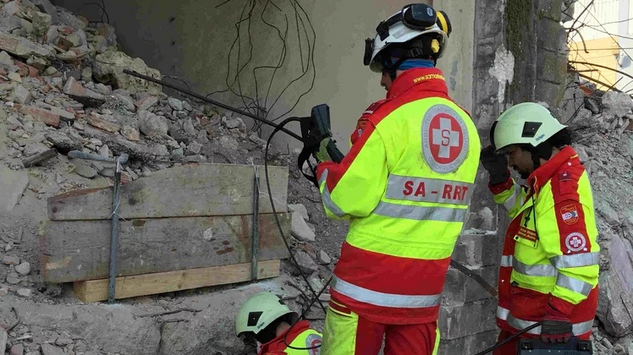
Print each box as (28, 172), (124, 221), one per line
(235, 292), (298, 337)
(364, 3), (452, 73)
(491, 102), (567, 153)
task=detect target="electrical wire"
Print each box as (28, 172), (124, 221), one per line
(210, 0), (317, 136)
(79, 0), (110, 24)
(265, 117), (329, 311)
(264, 117), (333, 351)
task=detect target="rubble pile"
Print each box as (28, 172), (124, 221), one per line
(0, 1), (346, 354)
(0, 1), (630, 354)
(560, 87), (633, 354)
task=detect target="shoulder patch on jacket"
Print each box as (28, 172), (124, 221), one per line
(560, 203), (579, 225)
(351, 99), (388, 145)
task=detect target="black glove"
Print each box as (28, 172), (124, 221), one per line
(480, 145), (510, 185)
(541, 318), (573, 343)
(540, 303), (573, 343)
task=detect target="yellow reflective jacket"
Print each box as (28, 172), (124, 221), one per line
(316, 67), (481, 324)
(491, 146), (599, 336)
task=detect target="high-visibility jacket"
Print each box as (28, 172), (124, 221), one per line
(258, 320), (322, 355)
(490, 146), (599, 338)
(316, 67), (481, 324)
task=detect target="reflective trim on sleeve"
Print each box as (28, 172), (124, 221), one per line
(503, 183), (522, 211)
(556, 274), (593, 296)
(513, 259), (558, 277)
(374, 202), (467, 222)
(385, 174), (475, 205)
(319, 170), (346, 218)
(505, 313), (593, 336)
(497, 306), (510, 320)
(331, 276), (441, 308)
(549, 252), (600, 269)
(500, 255), (513, 268)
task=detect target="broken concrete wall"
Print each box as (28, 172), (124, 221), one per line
(504, 0), (569, 112)
(50, 0), (475, 153)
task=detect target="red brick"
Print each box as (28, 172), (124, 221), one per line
(87, 112), (121, 133)
(14, 60), (40, 77)
(63, 77), (105, 107)
(17, 105), (60, 127)
(60, 26), (74, 36)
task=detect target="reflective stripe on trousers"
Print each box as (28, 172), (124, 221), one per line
(331, 276), (441, 309)
(496, 306), (593, 335)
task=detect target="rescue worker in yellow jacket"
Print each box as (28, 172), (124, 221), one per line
(313, 4), (481, 355)
(235, 292), (322, 355)
(480, 102), (600, 354)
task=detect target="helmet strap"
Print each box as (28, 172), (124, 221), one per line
(527, 142), (553, 170)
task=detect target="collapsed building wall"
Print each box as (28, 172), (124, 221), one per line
(2, 0), (631, 354)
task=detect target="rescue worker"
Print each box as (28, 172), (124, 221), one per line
(235, 292), (322, 355)
(480, 102), (600, 354)
(313, 4), (481, 354)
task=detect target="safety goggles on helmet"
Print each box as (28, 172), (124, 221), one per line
(363, 4), (451, 73)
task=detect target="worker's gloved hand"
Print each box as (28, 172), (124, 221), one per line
(480, 145), (510, 185)
(540, 304), (573, 344)
(314, 138), (332, 162)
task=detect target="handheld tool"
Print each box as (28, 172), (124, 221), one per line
(297, 104), (344, 187)
(518, 337), (593, 354)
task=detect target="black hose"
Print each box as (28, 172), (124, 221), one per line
(472, 322), (543, 355)
(264, 117), (332, 351)
(122, 69), (304, 141)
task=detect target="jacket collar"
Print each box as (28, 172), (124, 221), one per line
(386, 67), (448, 100)
(258, 320), (311, 354)
(528, 146), (580, 195)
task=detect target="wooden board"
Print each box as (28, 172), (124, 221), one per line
(73, 259), (280, 302)
(41, 213), (291, 283)
(47, 163), (288, 221)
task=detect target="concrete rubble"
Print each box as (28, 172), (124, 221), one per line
(0, 2), (343, 354)
(561, 85), (633, 353)
(0, 1), (630, 355)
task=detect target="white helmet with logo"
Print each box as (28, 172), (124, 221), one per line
(491, 102), (567, 153)
(235, 292), (298, 337)
(364, 3), (452, 73)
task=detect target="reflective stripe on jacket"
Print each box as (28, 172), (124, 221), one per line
(316, 68), (481, 324)
(491, 146), (599, 335)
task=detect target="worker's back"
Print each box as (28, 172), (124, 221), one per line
(325, 67), (481, 325)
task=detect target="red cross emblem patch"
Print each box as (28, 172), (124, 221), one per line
(422, 104), (469, 173)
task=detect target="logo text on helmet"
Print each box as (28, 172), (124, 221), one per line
(422, 104), (469, 173)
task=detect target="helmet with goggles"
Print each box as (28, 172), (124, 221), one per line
(363, 3), (452, 74)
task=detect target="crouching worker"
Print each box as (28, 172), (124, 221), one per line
(235, 292), (322, 355)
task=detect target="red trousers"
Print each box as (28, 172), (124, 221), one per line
(321, 299), (439, 355)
